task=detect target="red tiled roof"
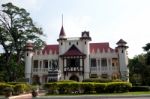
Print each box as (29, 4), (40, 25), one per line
(41, 43), (114, 55)
(90, 43), (114, 53)
(61, 45), (86, 56)
(42, 45), (59, 54)
(59, 26), (66, 36)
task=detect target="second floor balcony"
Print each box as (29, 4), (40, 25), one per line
(32, 68), (48, 74)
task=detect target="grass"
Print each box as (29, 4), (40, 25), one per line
(46, 91), (150, 96)
(99, 91), (150, 96)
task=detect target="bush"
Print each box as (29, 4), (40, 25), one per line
(105, 82), (132, 93)
(83, 78), (112, 83)
(14, 83), (31, 94)
(130, 86), (150, 92)
(44, 83), (59, 94)
(0, 83), (14, 95)
(94, 83), (106, 93)
(80, 82), (95, 94)
(44, 82), (132, 94)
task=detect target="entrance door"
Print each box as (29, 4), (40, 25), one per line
(69, 75), (79, 81)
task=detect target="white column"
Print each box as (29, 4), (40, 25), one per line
(110, 58), (112, 79)
(80, 59), (82, 66)
(64, 59), (66, 67)
(39, 75), (42, 84)
(48, 60), (49, 70)
(96, 58), (98, 73)
(99, 58), (101, 75)
(107, 58), (110, 79)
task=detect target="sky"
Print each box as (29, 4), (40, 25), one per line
(1, 0), (150, 58)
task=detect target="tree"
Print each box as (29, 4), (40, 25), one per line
(0, 2), (45, 81)
(128, 54), (146, 85)
(143, 43), (150, 65)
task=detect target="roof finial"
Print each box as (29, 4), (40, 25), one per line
(62, 14), (63, 26)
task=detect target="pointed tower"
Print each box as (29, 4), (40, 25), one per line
(80, 31), (92, 79)
(57, 25), (67, 81)
(25, 40), (33, 83)
(116, 39), (129, 81)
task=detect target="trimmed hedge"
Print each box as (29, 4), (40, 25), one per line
(0, 82), (31, 95)
(105, 82), (132, 93)
(83, 78), (122, 83)
(44, 82), (132, 94)
(130, 86), (150, 92)
(0, 83), (14, 95)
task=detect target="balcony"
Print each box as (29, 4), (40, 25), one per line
(64, 66), (83, 72)
(32, 68), (48, 74)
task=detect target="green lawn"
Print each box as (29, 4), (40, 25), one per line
(46, 91), (150, 96)
(100, 91), (150, 96)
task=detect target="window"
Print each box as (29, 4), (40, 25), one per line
(52, 60), (58, 69)
(85, 41), (86, 44)
(122, 50), (124, 53)
(49, 61), (51, 69)
(91, 58), (96, 67)
(40, 61), (42, 68)
(101, 58), (107, 66)
(90, 74), (98, 78)
(33, 60), (38, 68)
(76, 42), (78, 45)
(67, 58), (80, 67)
(61, 42), (63, 45)
(101, 74), (108, 79)
(69, 42), (71, 45)
(43, 60), (48, 68)
(112, 63), (115, 66)
(27, 53), (28, 56)
(98, 59), (100, 66)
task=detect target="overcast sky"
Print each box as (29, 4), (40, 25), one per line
(1, 0), (150, 58)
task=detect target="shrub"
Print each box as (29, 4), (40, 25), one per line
(0, 83), (14, 95)
(94, 83), (106, 93)
(80, 82), (95, 94)
(130, 86), (150, 92)
(44, 83), (59, 94)
(14, 84), (31, 94)
(83, 78), (112, 83)
(105, 82), (132, 93)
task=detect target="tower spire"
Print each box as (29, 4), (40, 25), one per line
(58, 14), (66, 38)
(62, 14), (63, 26)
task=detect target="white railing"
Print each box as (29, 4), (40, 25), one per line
(32, 68), (48, 73)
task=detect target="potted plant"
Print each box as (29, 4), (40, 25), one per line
(31, 86), (39, 97)
(4, 87), (13, 98)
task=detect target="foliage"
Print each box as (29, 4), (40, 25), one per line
(130, 86), (150, 92)
(83, 78), (122, 83)
(94, 83), (106, 93)
(128, 53), (150, 86)
(0, 83), (14, 95)
(0, 2), (45, 81)
(44, 82), (132, 94)
(0, 82), (31, 95)
(13, 83), (31, 94)
(105, 82), (132, 93)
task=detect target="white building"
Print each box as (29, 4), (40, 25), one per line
(25, 25), (129, 84)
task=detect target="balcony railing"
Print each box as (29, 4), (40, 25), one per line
(64, 66), (83, 72)
(90, 66), (119, 73)
(32, 68), (48, 73)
